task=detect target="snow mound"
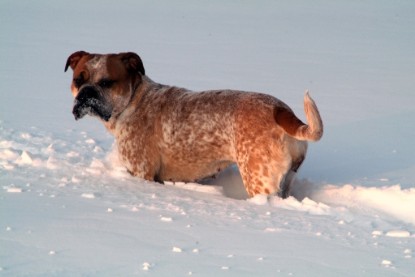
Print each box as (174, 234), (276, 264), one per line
(385, 230), (411, 238)
(247, 195), (330, 215)
(293, 181), (415, 225)
(271, 196), (331, 215)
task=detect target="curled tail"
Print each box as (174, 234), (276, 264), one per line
(274, 91), (323, 141)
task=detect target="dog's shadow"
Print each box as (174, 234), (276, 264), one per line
(201, 165), (319, 201)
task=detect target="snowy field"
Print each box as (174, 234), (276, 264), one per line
(1, 1), (415, 276)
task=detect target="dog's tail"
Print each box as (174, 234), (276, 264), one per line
(274, 91), (323, 141)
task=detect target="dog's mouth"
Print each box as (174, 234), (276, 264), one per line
(72, 86), (112, 121)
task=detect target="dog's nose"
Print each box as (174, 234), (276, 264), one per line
(72, 86), (112, 121)
(76, 86), (100, 102)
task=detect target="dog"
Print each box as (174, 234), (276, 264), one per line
(65, 51), (323, 198)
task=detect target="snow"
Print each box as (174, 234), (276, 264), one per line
(5, 187), (23, 194)
(1, 0), (415, 276)
(172, 247), (183, 253)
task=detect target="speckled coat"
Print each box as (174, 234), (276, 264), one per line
(65, 51), (323, 198)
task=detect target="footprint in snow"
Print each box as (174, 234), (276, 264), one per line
(160, 216), (173, 222)
(404, 249), (412, 259)
(381, 260), (393, 268)
(81, 193), (96, 199)
(172, 247), (182, 253)
(142, 262), (152, 271)
(6, 187), (23, 193)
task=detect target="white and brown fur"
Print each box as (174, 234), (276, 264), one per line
(65, 51), (323, 198)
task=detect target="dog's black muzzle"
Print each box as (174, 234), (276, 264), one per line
(72, 86), (112, 121)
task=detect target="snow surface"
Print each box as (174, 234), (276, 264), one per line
(1, 0), (415, 276)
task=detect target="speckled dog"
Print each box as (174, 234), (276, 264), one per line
(65, 51), (323, 198)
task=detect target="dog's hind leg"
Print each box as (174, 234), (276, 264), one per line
(238, 154), (290, 198)
(279, 153), (305, 198)
(279, 170), (295, 199)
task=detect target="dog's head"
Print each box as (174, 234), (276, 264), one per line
(65, 51), (145, 122)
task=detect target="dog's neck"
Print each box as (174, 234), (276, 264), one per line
(130, 75), (159, 105)
(103, 75), (161, 135)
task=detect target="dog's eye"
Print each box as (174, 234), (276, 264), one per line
(98, 79), (115, 89)
(73, 77), (84, 88)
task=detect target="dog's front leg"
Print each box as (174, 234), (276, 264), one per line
(123, 159), (160, 182)
(117, 141), (160, 182)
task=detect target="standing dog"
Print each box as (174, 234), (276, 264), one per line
(65, 51), (323, 198)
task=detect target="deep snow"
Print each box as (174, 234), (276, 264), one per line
(1, 1), (415, 276)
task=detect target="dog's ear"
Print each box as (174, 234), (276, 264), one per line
(120, 52), (145, 76)
(65, 51), (89, 72)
